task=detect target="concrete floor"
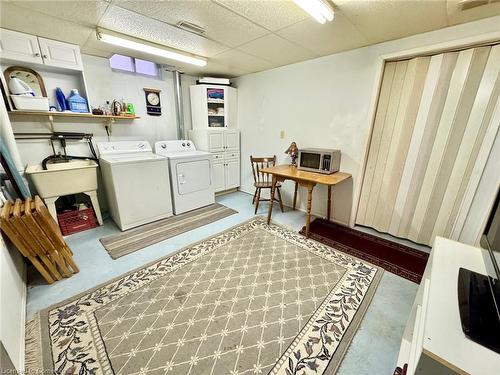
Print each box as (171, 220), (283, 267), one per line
(27, 191), (418, 375)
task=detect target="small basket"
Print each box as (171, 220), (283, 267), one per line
(57, 207), (97, 236)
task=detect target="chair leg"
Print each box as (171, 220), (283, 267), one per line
(277, 187), (284, 213)
(252, 188), (258, 204)
(255, 188), (261, 214)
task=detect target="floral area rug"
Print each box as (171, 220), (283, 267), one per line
(28, 217), (382, 375)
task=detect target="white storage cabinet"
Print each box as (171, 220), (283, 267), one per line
(190, 84), (237, 129)
(190, 129), (240, 193)
(0, 28), (83, 70)
(396, 237), (500, 374)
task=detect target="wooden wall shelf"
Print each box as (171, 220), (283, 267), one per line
(8, 111), (140, 120)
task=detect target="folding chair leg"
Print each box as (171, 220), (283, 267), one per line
(29, 256), (55, 284)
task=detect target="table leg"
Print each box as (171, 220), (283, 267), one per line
(267, 176), (277, 224)
(293, 182), (298, 210)
(327, 185), (332, 221)
(305, 185), (314, 237)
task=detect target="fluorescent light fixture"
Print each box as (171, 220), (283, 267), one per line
(97, 32), (207, 67)
(293, 0), (334, 24)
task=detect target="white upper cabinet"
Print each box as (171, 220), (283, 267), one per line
(38, 37), (83, 70)
(0, 28), (43, 64)
(190, 85), (237, 129)
(0, 29), (83, 71)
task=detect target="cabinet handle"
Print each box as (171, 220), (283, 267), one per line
(34, 52), (40, 57)
(43, 54), (48, 59)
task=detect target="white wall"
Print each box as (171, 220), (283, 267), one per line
(0, 235), (26, 372)
(11, 54), (196, 167)
(234, 15), (500, 231)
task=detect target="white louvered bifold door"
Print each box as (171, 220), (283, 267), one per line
(356, 44), (500, 246)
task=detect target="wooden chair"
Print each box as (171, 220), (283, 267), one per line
(250, 155), (284, 214)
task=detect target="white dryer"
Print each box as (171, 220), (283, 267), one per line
(97, 141), (173, 231)
(154, 140), (214, 215)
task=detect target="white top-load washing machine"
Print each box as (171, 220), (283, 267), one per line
(97, 141), (173, 231)
(154, 140), (214, 215)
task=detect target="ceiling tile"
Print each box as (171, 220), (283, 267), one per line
(446, 0), (500, 25)
(0, 2), (94, 46)
(237, 34), (317, 66)
(210, 49), (275, 75)
(214, 0), (309, 31)
(98, 5), (229, 57)
(115, 0), (269, 47)
(335, 0), (448, 44)
(277, 13), (369, 56)
(6, 0), (109, 27)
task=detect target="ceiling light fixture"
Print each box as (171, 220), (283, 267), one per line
(293, 0), (334, 24)
(97, 32), (207, 67)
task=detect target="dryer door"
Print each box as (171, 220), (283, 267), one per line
(176, 159), (212, 195)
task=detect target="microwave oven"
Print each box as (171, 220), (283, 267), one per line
(297, 148), (341, 174)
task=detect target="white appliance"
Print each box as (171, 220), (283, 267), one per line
(154, 140), (214, 215)
(97, 141), (173, 231)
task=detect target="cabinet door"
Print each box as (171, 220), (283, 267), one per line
(0, 28), (42, 64)
(212, 161), (226, 193)
(225, 159), (240, 189)
(224, 130), (240, 151)
(38, 37), (83, 70)
(207, 131), (225, 152)
(225, 86), (237, 128)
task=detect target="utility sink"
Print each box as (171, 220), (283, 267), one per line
(26, 159), (98, 198)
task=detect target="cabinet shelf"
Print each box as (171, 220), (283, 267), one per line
(208, 114), (225, 117)
(207, 99), (224, 104)
(8, 111), (140, 120)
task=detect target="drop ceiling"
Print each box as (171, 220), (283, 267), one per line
(1, 0), (499, 77)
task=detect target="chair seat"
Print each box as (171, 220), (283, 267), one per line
(254, 181), (281, 189)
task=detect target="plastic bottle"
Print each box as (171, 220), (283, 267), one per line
(55, 88), (67, 111)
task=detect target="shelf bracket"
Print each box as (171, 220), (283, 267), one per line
(48, 114), (55, 132)
(105, 118), (115, 140)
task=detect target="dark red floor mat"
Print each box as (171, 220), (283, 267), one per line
(300, 219), (429, 283)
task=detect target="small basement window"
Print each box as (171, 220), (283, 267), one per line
(109, 54), (159, 77)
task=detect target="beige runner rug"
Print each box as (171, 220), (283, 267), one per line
(100, 203), (237, 259)
(27, 217), (382, 375)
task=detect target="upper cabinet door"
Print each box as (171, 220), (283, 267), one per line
(0, 28), (43, 64)
(225, 87), (237, 128)
(38, 37), (83, 70)
(224, 130), (240, 151)
(207, 131), (225, 152)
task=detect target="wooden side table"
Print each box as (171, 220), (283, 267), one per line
(260, 165), (351, 237)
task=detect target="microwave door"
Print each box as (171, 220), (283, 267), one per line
(300, 152), (321, 169)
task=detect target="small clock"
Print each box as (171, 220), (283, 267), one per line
(143, 88), (162, 116)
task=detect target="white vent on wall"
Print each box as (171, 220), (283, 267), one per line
(458, 0), (499, 11)
(176, 21), (206, 36)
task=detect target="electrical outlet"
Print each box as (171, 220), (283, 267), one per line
(280, 130), (285, 139)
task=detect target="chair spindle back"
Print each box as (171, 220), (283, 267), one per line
(250, 155), (276, 184)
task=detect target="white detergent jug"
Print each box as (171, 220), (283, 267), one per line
(8, 76), (35, 96)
